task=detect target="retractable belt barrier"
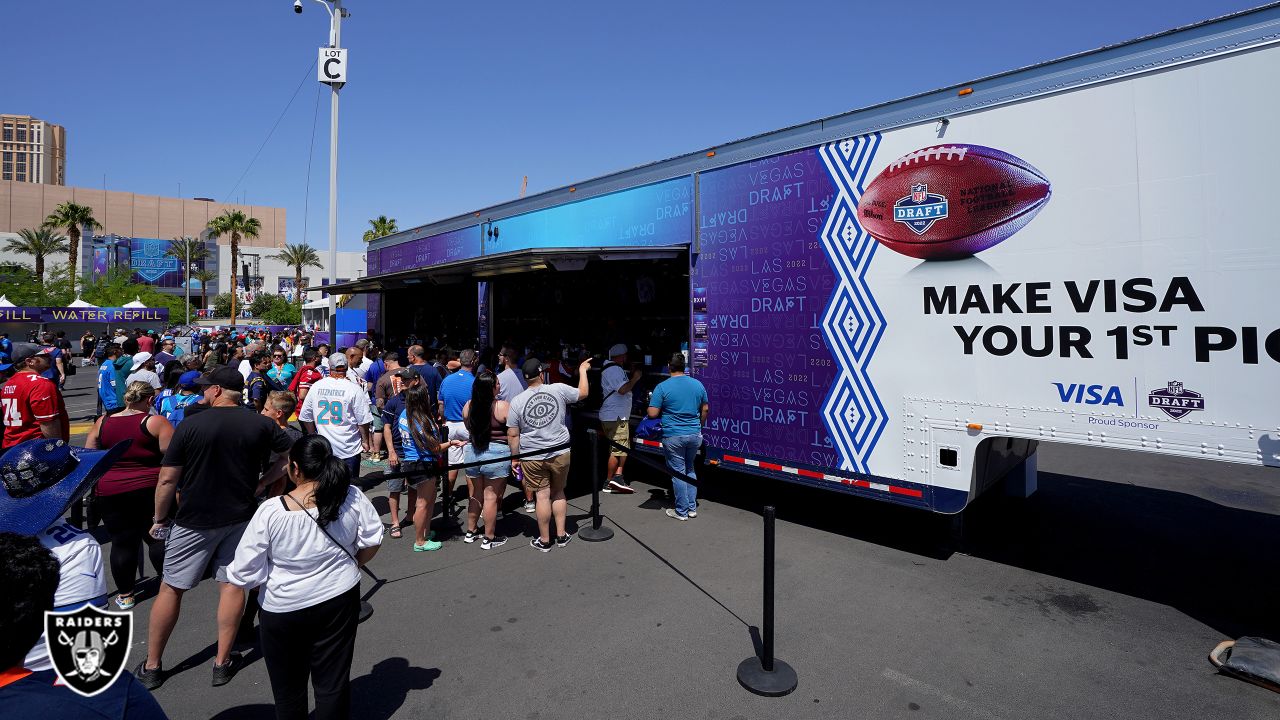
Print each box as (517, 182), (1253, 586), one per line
(371, 439), (574, 483)
(602, 436), (703, 487)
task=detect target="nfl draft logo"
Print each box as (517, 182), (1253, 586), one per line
(893, 183), (949, 235)
(1148, 381), (1206, 420)
(44, 605), (132, 697)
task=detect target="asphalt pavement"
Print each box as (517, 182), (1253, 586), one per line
(60, 367), (1280, 719)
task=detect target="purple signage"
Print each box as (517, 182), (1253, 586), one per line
(691, 149), (841, 469)
(374, 226), (482, 275)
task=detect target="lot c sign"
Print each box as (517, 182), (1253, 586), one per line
(318, 47), (347, 83)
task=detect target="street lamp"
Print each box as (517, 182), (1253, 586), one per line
(297, 0), (347, 341)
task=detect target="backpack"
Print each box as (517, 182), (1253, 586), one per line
(160, 394), (201, 428)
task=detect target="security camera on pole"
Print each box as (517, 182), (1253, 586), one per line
(298, 0), (348, 342)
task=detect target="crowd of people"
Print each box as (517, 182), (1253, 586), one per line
(0, 323), (710, 719)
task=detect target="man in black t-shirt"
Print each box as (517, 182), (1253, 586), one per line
(135, 366), (292, 691)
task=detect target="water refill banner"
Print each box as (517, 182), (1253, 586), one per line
(0, 307), (169, 323)
(489, 177), (692, 252)
(372, 226), (482, 275)
(693, 149), (843, 470)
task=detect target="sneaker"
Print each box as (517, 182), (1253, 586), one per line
(665, 509), (688, 521)
(114, 594), (135, 610)
(555, 532), (574, 548)
(481, 535), (507, 550)
(463, 528), (481, 543)
(413, 539), (443, 552)
(522, 501), (536, 513)
(608, 476), (635, 494)
(530, 537), (553, 552)
(134, 661), (164, 690)
(687, 510), (697, 518)
(211, 653), (243, 687)
(601, 484), (614, 494)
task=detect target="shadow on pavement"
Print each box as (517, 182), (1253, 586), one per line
(202, 659), (438, 720)
(349, 658), (441, 720)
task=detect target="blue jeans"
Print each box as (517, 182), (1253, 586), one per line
(662, 433), (701, 517)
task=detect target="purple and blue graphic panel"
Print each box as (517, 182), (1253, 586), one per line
(375, 226), (482, 275)
(691, 149), (843, 470)
(489, 177), (692, 254)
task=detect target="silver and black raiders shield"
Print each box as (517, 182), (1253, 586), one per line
(43, 604), (133, 697)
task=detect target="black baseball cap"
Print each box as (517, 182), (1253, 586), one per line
(393, 366), (420, 380)
(195, 365), (245, 392)
(522, 357), (547, 380)
(10, 343), (50, 366)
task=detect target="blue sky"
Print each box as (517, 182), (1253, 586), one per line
(5, 0), (1259, 252)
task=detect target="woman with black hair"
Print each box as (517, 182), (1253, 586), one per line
(397, 385), (461, 552)
(227, 435), (383, 720)
(462, 370), (511, 549)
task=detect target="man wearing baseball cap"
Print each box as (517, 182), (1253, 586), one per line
(507, 356), (590, 551)
(157, 370), (203, 428)
(136, 365), (293, 690)
(125, 351), (162, 391)
(298, 352), (373, 480)
(1, 344), (69, 451)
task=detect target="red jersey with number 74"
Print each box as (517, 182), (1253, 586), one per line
(1, 371), (70, 449)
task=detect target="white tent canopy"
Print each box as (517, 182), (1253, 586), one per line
(123, 296), (148, 308)
(68, 297), (98, 308)
(0, 295), (14, 307)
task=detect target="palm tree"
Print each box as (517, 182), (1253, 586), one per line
(362, 215), (397, 243)
(165, 236), (209, 293)
(192, 268), (217, 309)
(3, 228), (70, 293)
(273, 243), (324, 306)
(42, 202), (101, 294)
(206, 210), (260, 325)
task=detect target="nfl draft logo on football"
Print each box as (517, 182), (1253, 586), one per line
(43, 604), (132, 697)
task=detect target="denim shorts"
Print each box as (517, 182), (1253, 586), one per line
(463, 442), (512, 480)
(400, 460), (439, 490)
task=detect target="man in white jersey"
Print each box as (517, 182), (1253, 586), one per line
(298, 352), (372, 480)
(0, 438), (128, 671)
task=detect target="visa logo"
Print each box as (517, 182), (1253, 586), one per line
(1053, 383), (1124, 406)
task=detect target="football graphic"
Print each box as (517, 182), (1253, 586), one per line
(857, 144), (1051, 260)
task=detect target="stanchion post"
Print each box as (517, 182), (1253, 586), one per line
(579, 428), (614, 542)
(736, 505), (797, 696)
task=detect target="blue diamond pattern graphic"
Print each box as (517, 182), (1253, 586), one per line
(818, 133), (885, 474)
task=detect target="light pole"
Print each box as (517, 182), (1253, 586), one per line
(300, 0), (346, 342)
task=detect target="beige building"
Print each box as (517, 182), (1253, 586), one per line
(0, 180), (285, 247)
(1, 115), (65, 185)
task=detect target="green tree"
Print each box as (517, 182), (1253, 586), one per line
(212, 292), (234, 319)
(273, 243), (323, 306)
(362, 215), (397, 243)
(192, 268), (217, 308)
(42, 202), (101, 293)
(261, 295), (302, 325)
(3, 228), (70, 294)
(165, 236), (209, 292)
(206, 210), (260, 325)
(79, 267), (193, 321)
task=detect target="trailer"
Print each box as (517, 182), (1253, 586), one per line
(349, 4), (1280, 513)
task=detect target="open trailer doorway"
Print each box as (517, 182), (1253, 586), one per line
(488, 252), (689, 364)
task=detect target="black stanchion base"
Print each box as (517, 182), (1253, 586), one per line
(578, 524), (614, 542)
(736, 656), (798, 697)
(358, 601), (374, 623)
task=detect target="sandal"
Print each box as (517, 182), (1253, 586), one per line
(389, 524), (403, 539)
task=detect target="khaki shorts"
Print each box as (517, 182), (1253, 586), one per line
(601, 420), (630, 457)
(522, 452), (570, 492)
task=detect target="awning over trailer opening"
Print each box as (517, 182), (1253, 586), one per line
(311, 245), (685, 295)
(343, 175), (695, 295)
